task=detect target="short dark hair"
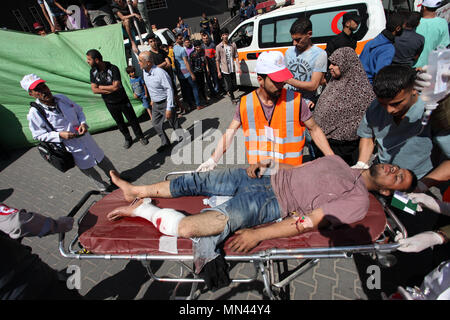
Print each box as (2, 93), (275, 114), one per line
(405, 11), (421, 28)
(405, 169), (418, 193)
(289, 17), (312, 35)
(342, 12), (361, 26)
(193, 40), (202, 47)
(373, 65), (417, 99)
(385, 12), (405, 32)
(86, 49), (102, 61)
(126, 65), (135, 74)
(423, 5), (439, 12)
(220, 28), (229, 36)
(145, 32), (156, 41)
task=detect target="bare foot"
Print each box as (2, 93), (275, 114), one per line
(109, 170), (139, 202)
(107, 199), (143, 221)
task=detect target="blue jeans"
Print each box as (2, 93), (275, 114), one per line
(170, 168), (281, 271)
(305, 128), (316, 159)
(137, 94), (150, 109)
(178, 75), (201, 107)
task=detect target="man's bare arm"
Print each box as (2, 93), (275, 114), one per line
(90, 83), (111, 95)
(210, 119), (241, 163)
(304, 117), (334, 156)
(229, 208), (326, 253)
(357, 137), (375, 165)
(98, 80), (121, 93)
(421, 160), (450, 188)
(285, 71), (324, 92)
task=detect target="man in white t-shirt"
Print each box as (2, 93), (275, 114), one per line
(284, 17), (328, 104)
(284, 17), (328, 159)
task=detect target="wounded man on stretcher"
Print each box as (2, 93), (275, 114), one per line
(107, 155), (417, 290)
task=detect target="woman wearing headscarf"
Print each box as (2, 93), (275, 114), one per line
(312, 47), (376, 165)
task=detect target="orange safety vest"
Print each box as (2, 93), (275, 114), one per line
(240, 88), (306, 166)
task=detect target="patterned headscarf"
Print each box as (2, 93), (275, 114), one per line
(314, 47), (376, 141)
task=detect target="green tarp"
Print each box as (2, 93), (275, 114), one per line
(0, 24), (144, 150)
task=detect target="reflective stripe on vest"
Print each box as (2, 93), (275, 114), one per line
(240, 88), (305, 165)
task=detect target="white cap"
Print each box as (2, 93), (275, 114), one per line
(20, 73), (46, 91)
(421, 0), (443, 8)
(255, 51), (293, 82)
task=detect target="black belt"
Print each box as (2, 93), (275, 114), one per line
(154, 98), (167, 104)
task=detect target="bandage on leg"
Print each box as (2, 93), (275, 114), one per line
(133, 198), (185, 236)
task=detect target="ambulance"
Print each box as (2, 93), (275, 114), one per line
(229, 0), (387, 87)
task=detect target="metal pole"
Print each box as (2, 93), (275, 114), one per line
(127, 1), (143, 45)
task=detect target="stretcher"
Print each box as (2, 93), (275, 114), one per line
(58, 171), (407, 300)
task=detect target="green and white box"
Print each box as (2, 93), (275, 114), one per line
(391, 191), (418, 215)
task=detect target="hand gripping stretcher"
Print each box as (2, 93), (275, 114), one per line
(58, 171), (407, 300)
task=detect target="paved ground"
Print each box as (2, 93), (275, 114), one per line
(0, 89), (374, 300)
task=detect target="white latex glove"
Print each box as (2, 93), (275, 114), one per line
(397, 231), (444, 253)
(196, 157), (217, 172)
(409, 193), (450, 215)
(415, 65), (450, 92)
(351, 161), (369, 170)
(408, 193), (440, 213)
(414, 65), (432, 92)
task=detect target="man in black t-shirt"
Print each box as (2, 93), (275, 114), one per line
(325, 12), (362, 57)
(392, 11), (425, 66)
(146, 33), (185, 113)
(86, 49), (148, 149)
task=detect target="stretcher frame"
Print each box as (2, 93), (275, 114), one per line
(58, 172), (407, 300)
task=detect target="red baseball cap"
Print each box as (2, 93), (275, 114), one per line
(255, 51), (293, 82)
(20, 74), (46, 91)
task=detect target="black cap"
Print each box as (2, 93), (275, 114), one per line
(342, 12), (361, 25)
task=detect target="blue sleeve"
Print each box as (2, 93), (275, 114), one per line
(374, 47), (395, 75)
(434, 130), (450, 158)
(357, 108), (374, 139)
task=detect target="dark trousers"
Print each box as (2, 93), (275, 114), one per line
(222, 72), (237, 98)
(312, 138), (360, 166)
(105, 99), (144, 141)
(206, 60), (220, 94)
(194, 71), (207, 101)
(152, 100), (182, 146)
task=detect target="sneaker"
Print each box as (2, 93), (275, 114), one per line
(140, 137), (149, 145)
(98, 184), (108, 192)
(196, 105), (206, 110)
(123, 139), (132, 149)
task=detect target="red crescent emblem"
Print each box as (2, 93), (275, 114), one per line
(0, 204), (19, 215)
(331, 11), (347, 35)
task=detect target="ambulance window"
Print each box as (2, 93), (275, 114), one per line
(276, 17), (298, 43)
(306, 4), (368, 45)
(230, 22), (254, 49)
(259, 13), (305, 48)
(261, 23), (274, 44)
(258, 3), (368, 48)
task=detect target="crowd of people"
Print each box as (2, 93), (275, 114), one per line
(35, 0), (153, 53)
(2, 0), (450, 300)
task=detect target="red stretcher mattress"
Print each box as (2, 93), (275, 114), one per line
(78, 189), (387, 255)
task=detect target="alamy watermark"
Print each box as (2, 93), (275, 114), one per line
(66, 265), (81, 290)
